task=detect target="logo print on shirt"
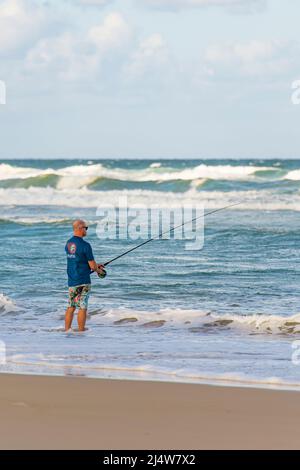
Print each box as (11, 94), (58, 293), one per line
(68, 243), (77, 254)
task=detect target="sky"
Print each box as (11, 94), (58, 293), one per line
(0, 0), (300, 159)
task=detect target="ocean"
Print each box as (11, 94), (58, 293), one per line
(1, 158), (300, 389)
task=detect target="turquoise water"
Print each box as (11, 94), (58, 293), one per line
(1, 158), (300, 388)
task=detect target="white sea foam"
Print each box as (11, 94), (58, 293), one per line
(0, 162), (277, 186)
(91, 307), (300, 335)
(0, 186), (300, 211)
(0, 294), (19, 314)
(285, 170), (300, 181)
(5, 355), (300, 390)
(0, 163), (52, 180)
(150, 162), (161, 168)
(0, 216), (73, 225)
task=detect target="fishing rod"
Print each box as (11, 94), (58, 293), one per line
(96, 202), (242, 276)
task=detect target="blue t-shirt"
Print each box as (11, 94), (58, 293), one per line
(65, 236), (95, 287)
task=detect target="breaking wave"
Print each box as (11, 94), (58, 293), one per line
(0, 162), (284, 190)
(0, 294), (19, 314)
(0, 186), (300, 211)
(90, 307), (300, 335)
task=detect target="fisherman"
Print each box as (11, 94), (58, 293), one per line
(63, 204), (239, 332)
(65, 219), (105, 332)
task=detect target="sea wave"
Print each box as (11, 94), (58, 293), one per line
(0, 294), (19, 314)
(0, 186), (300, 211)
(285, 170), (300, 181)
(5, 354), (300, 389)
(0, 216), (73, 225)
(90, 307), (300, 335)
(0, 162), (282, 189)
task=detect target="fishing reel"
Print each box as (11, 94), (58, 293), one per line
(97, 265), (107, 279)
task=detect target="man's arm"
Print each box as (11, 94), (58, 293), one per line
(88, 260), (105, 273)
(85, 243), (104, 273)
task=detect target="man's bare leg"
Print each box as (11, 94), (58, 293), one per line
(65, 307), (76, 331)
(78, 309), (87, 331)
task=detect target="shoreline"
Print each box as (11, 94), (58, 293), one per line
(3, 368), (300, 393)
(1, 373), (300, 449)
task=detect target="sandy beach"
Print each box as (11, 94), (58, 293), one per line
(0, 373), (299, 450)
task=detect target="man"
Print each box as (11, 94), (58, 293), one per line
(65, 219), (105, 332)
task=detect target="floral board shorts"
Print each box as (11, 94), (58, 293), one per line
(68, 284), (91, 310)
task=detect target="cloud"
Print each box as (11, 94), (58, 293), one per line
(80, 0), (111, 4)
(74, 0), (114, 6)
(205, 40), (280, 63)
(25, 32), (88, 80)
(201, 39), (298, 78)
(0, 0), (48, 56)
(88, 11), (131, 51)
(139, 0), (267, 13)
(26, 12), (131, 81)
(125, 33), (169, 79)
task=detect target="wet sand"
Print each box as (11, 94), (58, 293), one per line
(1, 373), (300, 449)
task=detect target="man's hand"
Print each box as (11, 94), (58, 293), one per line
(88, 260), (105, 273)
(96, 263), (107, 278)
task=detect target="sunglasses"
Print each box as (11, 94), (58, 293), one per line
(82, 226), (88, 230)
